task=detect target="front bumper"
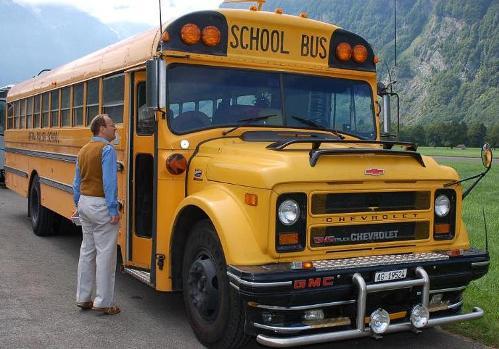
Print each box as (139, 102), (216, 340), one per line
(227, 249), (489, 347)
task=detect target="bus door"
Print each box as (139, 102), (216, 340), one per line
(128, 71), (155, 270)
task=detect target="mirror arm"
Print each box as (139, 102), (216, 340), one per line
(445, 166), (491, 199)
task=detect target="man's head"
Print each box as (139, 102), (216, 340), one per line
(89, 114), (116, 142)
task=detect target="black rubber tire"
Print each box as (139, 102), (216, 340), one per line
(29, 175), (55, 236)
(182, 220), (249, 349)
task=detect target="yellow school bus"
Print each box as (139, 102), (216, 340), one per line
(3, 2), (491, 348)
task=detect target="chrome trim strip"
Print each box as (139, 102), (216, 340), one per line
(256, 307), (484, 348)
(250, 299), (356, 311)
(123, 267), (152, 286)
(5, 147), (77, 163)
(471, 261), (490, 267)
(227, 271), (292, 288)
(313, 252), (449, 271)
(4, 165), (28, 178)
(429, 286), (466, 294)
(254, 322), (312, 334)
(39, 177), (73, 193)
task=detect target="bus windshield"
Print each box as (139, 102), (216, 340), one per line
(167, 65), (375, 139)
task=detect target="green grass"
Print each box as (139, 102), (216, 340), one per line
(436, 158), (499, 347)
(419, 146), (482, 158)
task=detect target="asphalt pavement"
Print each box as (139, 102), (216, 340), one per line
(0, 188), (490, 349)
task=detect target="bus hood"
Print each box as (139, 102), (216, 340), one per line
(196, 137), (458, 189)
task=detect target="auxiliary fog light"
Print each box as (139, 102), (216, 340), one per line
(410, 304), (429, 328)
(303, 309), (324, 321)
(262, 312), (273, 324)
(369, 308), (390, 334)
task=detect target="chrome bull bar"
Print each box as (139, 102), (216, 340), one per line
(256, 267), (483, 348)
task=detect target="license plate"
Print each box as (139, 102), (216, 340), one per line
(374, 269), (407, 283)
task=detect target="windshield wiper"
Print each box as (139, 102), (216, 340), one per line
(291, 116), (345, 139)
(222, 114), (277, 136)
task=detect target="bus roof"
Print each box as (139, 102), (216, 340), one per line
(8, 27), (162, 100)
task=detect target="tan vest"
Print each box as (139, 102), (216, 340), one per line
(78, 141), (107, 197)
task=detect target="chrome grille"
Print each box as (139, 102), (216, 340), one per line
(313, 252), (449, 271)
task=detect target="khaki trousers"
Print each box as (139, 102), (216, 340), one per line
(76, 195), (119, 308)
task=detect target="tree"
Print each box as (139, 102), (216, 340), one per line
(467, 123), (487, 147)
(486, 123), (499, 149)
(444, 121), (467, 148)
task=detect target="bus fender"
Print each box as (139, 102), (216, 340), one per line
(172, 187), (273, 265)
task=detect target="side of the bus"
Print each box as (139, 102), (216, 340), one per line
(4, 71), (134, 245)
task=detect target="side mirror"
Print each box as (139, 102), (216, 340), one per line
(377, 81), (399, 139)
(481, 143), (493, 169)
(146, 58), (166, 111)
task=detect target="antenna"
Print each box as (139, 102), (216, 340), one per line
(159, 0), (163, 34)
(223, 0), (266, 11)
(394, 0), (397, 66)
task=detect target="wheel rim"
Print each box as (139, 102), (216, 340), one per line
(187, 254), (219, 321)
(30, 185), (40, 225)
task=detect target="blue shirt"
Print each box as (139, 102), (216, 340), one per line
(73, 136), (119, 217)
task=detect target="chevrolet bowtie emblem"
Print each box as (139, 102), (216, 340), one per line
(365, 168), (385, 176)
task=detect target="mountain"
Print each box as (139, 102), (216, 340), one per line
(223, 0), (499, 127)
(0, 0), (151, 86)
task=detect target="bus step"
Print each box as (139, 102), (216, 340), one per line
(123, 267), (152, 286)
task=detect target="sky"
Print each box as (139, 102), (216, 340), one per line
(13, 0), (224, 24)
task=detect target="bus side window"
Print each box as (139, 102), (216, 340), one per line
(199, 100), (214, 118)
(34, 95), (41, 128)
(136, 82), (154, 135)
(50, 90), (59, 127)
(86, 79), (99, 125)
(61, 87), (71, 127)
(73, 83), (84, 126)
(14, 100), (19, 129)
(169, 104), (179, 118)
(0, 100), (5, 132)
(7, 103), (13, 129)
(26, 97), (33, 129)
(103, 74), (124, 123)
(20, 99), (26, 129)
(42, 93), (49, 128)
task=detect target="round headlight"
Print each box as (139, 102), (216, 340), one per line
(435, 194), (450, 217)
(369, 308), (390, 334)
(410, 304), (429, 328)
(278, 200), (300, 226)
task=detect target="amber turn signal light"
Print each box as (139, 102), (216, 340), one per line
(336, 42), (352, 61)
(352, 44), (368, 63)
(202, 26), (221, 47)
(279, 232), (299, 245)
(166, 153), (187, 175)
(181, 23), (201, 45)
(245, 193), (258, 206)
(434, 223), (451, 234)
(161, 31), (170, 42)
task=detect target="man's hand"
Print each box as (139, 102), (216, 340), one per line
(110, 215), (120, 224)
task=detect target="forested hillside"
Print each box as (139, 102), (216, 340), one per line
(224, 0), (499, 131)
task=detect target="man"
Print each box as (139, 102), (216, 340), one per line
(73, 114), (120, 315)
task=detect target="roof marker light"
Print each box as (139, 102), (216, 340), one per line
(181, 23), (201, 45)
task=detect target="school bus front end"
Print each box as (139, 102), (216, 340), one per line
(155, 8), (490, 348)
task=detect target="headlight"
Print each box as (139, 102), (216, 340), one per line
(435, 194), (450, 217)
(278, 199), (300, 225)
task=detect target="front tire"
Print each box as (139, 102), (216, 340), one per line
(29, 175), (55, 236)
(182, 220), (249, 349)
